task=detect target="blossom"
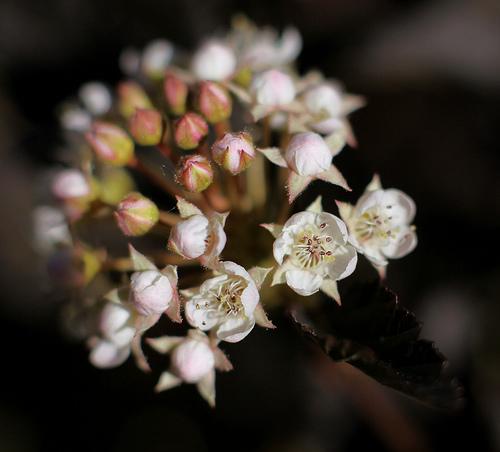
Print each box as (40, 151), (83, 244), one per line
(168, 197), (227, 266)
(141, 39), (173, 79)
(78, 82), (112, 116)
(337, 175), (417, 274)
(52, 169), (91, 200)
(258, 131), (350, 203)
(89, 301), (136, 369)
(211, 132), (255, 175)
(251, 69), (296, 108)
(184, 261), (270, 343)
(191, 41), (236, 81)
(147, 329), (233, 407)
(130, 269), (174, 316)
(263, 197), (357, 303)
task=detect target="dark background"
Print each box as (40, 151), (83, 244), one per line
(1, 0), (499, 451)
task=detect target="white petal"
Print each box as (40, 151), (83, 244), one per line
(89, 340), (130, 368)
(216, 316), (255, 343)
(327, 244), (358, 281)
(272, 230), (294, 265)
(285, 269), (323, 296)
(380, 189), (416, 224)
(184, 299), (220, 331)
(381, 229), (417, 259)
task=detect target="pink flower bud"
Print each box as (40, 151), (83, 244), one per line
(114, 192), (159, 236)
(128, 108), (163, 146)
(85, 121), (135, 166)
(191, 41), (236, 81)
(197, 81), (232, 124)
(168, 214), (209, 259)
(130, 269), (173, 316)
(251, 69), (296, 106)
(285, 132), (331, 176)
(176, 155), (213, 192)
(100, 302), (135, 347)
(211, 132), (255, 175)
(164, 73), (188, 116)
(304, 83), (342, 117)
(52, 169), (91, 200)
(174, 113), (208, 150)
(171, 338), (214, 383)
(117, 81), (153, 118)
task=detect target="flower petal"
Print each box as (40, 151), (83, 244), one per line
(327, 244), (358, 281)
(381, 228), (417, 259)
(285, 269), (323, 296)
(216, 316), (255, 343)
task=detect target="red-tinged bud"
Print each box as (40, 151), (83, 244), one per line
(211, 132), (255, 174)
(85, 122), (135, 166)
(176, 154), (213, 192)
(117, 81), (153, 118)
(174, 113), (208, 150)
(114, 192), (159, 236)
(128, 108), (163, 146)
(197, 81), (232, 124)
(164, 73), (188, 116)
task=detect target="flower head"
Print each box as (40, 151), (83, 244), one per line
(211, 132), (255, 175)
(251, 69), (295, 107)
(168, 197), (227, 266)
(191, 41), (236, 81)
(265, 197), (357, 303)
(184, 261), (259, 342)
(338, 176), (417, 271)
(130, 269), (174, 316)
(285, 132), (331, 176)
(171, 336), (215, 383)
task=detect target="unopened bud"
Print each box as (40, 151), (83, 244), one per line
(174, 113), (208, 150)
(168, 214), (209, 259)
(191, 41), (236, 81)
(251, 69), (295, 106)
(285, 132), (331, 176)
(114, 192), (159, 236)
(117, 81), (153, 118)
(164, 73), (188, 116)
(85, 121), (135, 166)
(128, 108), (163, 146)
(304, 83), (342, 117)
(100, 302), (135, 347)
(197, 81), (232, 124)
(176, 155), (213, 192)
(130, 269), (173, 316)
(171, 337), (214, 383)
(99, 167), (136, 205)
(211, 132), (255, 175)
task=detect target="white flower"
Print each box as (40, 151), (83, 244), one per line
(171, 337), (215, 383)
(239, 26), (302, 71)
(184, 261), (260, 343)
(285, 132), (332, 176)
(147, 329), (233, 407)
(191, 41), (236, 81)
(338, 176), (417, 270)
(51, 169), (90, 200)
(78, 82), (112, 116)
(304, 83), (343, 118)
(60, 106), (92, 132)
(32, 205), (71, 254)
(141, 39), (174, 78)
(129, 270), (174, 316)
(168, 197), (227, 266)
(258, 132), (350, 203)
(264, 197), (357, 303)
(89, 301), (136, 369)
(251, 69), (296, 107)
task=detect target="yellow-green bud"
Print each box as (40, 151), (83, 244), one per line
(114, 192), (159, 236)
(117, 81), (153, 118)
(85, 121), (135, 166)
(176, 154), (213, 192)
(128, 108), (163, 146)
(174, 112), (208, 150)
(197, 81), (232, 124)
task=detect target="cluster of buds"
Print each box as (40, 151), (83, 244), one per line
(40, 17), (418, 407)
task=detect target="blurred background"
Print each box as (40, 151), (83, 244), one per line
(0, 0), (499, 451)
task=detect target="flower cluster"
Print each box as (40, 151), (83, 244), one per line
(37, 17), (417, 407)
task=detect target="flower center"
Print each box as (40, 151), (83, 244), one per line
(291, 224), (337, 269)
(354, 208), (398, 244)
